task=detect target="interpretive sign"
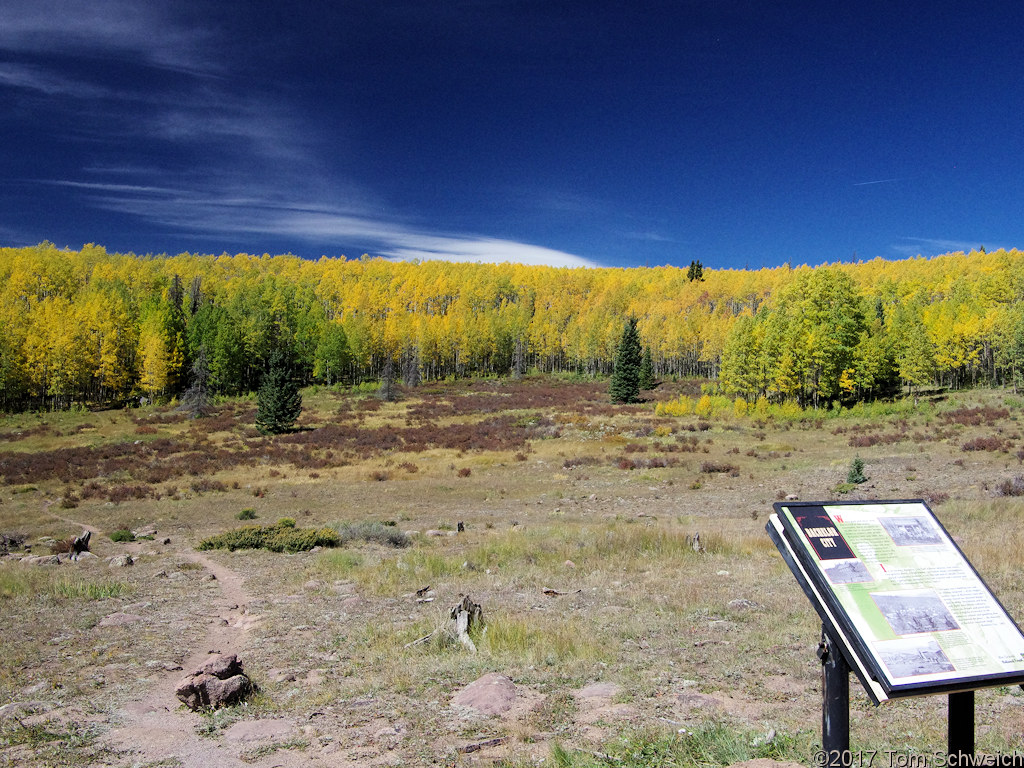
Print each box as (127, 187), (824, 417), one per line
(768, 499), (1024, 703)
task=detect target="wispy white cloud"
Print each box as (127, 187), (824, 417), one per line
(890, 237), (991, 258)
(40, 179), (597, 267)
(8, 1), (597, 269)
(380, 237), (595, 268)
(0, 63), (110, 97)
(0, 0), (217, 73)
(619, 229), (675, 243)
(853, 177), (903, 186)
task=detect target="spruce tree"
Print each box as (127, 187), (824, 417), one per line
(610, 317), (642, 404)
(639, 346), (655, 390)
(179, 345), (213, 419)
(255, 349), (302, 435)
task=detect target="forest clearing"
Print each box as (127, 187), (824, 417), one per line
(2, 377), (1024, 767)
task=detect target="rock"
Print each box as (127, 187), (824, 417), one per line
(108, 554), (133, 568)
(451, 673), (516, 716)
(223, 719), (296, 744)
(727, 599), (759, 611)
(71, 551), (97, 561)
(175, 654), (253, 710)
(197, 653), (243, 679)
(675, 691), (721, 714)
(575, 682), (622, 700)
(303, 580), (323, 591)
(27, 555), (61, 566)
(99, 612), (145, 627)
(0, 701), (50, 721)
(785, 494), (799, 501)
(162, 538), (171, 545)
(564, 559), (576, 568)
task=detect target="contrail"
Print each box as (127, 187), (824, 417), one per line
(853, 178), (902, 186)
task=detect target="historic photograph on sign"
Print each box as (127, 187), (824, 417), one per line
(773, 500), (1024, 696)
(879, 516), (943, 546)
(877, 638), (956, 678)
(871, 591), (960, 636)
(823, 560), (873, 585)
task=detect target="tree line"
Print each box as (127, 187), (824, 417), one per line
(1, 242), (1023, 412)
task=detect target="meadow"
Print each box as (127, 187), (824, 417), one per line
(2, 376), (1024, 767)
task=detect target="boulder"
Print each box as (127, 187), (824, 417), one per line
(452, 673), (516, 716)
(108, 554), (133, 568)
(175, 654), (253, 710)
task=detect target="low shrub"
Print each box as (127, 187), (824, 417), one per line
(197, 519), (339, 553)
(109, 529), (135, 542)
(190, 478), (228, 493)
(996, 476), (1024, 497)
(334, 520), (411, 548)
(236, 508), (257, 520)
(700, 461), (737, 474)
(962, 436), (1005, 452)
(563, 456), (601, 469)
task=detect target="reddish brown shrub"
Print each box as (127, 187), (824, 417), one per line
(190, 478), (228, 493)
(941, 407), (1010, 428)
(456, 467), (472, 477)
(563, 456), (601, 469)
(996, 476), (1024, 497)
(108, 484), (152, 503)
(701, 461), (738, 474)
(961, 436), (1005, 452)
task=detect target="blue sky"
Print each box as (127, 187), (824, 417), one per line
(1, 1), (1022, 269)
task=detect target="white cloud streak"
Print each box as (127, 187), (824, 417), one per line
(7, 1), (597, 269)
(0, 0), (216, 73)
(889, 237), (991, 258)
(42, 180), (597, 267)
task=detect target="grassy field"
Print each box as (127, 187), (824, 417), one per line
(2, 377), (1024, 767)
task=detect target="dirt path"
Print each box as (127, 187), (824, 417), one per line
(45, 505), (319, 767)
(102, 551), (278, 768)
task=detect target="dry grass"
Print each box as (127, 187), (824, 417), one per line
(3, 383), (1024, 765)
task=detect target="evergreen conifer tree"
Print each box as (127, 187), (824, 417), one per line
(610, 317), (642, 403)
(179, 345), (213, 419)
(255, 349), (302, 434)
(639, 346), (655, 390)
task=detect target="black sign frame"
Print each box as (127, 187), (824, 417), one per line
(769, 499), (1024, 703)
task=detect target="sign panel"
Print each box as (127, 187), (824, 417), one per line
(769, 500), (1024, 701)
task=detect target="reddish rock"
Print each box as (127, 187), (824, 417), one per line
(451, 673), (516, 716)
(175, 654), (253, 710)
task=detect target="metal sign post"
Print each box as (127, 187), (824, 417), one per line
(819, 628), (851, 767)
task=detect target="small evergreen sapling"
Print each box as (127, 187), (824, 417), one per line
(847, 456), (868, 485)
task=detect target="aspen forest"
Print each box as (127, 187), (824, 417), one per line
(2, 242), (1024, 413)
